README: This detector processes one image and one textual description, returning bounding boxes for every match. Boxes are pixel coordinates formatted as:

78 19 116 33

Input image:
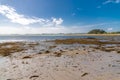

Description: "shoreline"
0 34 120 36
0 38 120 80
65 34 120 36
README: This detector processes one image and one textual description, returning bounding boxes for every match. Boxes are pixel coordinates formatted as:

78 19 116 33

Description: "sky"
0 0 120 34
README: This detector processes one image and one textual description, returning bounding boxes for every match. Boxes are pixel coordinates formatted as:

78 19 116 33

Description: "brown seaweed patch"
92 46 116 52
52 38 120 45
0 42 25 57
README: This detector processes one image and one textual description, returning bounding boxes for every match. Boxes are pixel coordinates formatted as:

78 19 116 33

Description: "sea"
0 35 120 42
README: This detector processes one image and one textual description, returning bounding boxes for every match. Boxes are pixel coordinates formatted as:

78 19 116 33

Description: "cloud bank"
0 23 109 34
0 5 63 26
0 5 117 34
107 27 113 31
0 26 90 34
0 5 67 34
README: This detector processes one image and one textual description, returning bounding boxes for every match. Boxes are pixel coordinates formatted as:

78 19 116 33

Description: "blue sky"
0 0 120 34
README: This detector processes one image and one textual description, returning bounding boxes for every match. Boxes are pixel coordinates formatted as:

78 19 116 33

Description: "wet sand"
0 38 120 80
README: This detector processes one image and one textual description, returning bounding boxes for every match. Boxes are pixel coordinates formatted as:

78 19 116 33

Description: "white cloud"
0 23 105 34
107 27 113 31
52 18 63 25
103 0 113 4
97 0 120 9
0 26 85 34
103 0 120 5
0 5 63 26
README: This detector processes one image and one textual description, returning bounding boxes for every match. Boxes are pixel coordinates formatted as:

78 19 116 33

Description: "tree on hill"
88 29 106 34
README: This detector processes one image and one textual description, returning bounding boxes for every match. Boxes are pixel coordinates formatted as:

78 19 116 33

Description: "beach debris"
22 61 29 64
37 52 42 54
22 56 32 59
49 45 57 49
45 50 50 53
92 49 95 51
81 73 89 77
59 49 66 53
101 67 104 70
108 64 112 67
117 73 120 74
116 60 120 62
56 65 59 67
54 52 62 57
29 75 39 79
101 47 115 52
72 65 78 68
93 46 100 50
76 53 79 54
28 42 39 48
112 65 117 67
117 50 120 53
13 65 18 68
7 79 12 80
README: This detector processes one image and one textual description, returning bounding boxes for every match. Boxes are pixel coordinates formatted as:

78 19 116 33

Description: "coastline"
0 33 120 36
0 38 120 80
64 34 120 36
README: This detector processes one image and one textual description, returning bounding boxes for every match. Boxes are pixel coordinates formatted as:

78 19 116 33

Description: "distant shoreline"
0 34 120 36
65 34 120 36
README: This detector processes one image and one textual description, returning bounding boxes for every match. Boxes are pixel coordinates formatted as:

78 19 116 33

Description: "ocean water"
0 36 88 42
0 35 119 42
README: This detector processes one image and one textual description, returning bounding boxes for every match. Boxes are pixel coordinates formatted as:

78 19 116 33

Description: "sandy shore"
0 38 120 80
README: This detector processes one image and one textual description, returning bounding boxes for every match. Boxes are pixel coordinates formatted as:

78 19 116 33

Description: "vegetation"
87 29 120 34
88 29 106 34
0 42 25 56
0 42 38 57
